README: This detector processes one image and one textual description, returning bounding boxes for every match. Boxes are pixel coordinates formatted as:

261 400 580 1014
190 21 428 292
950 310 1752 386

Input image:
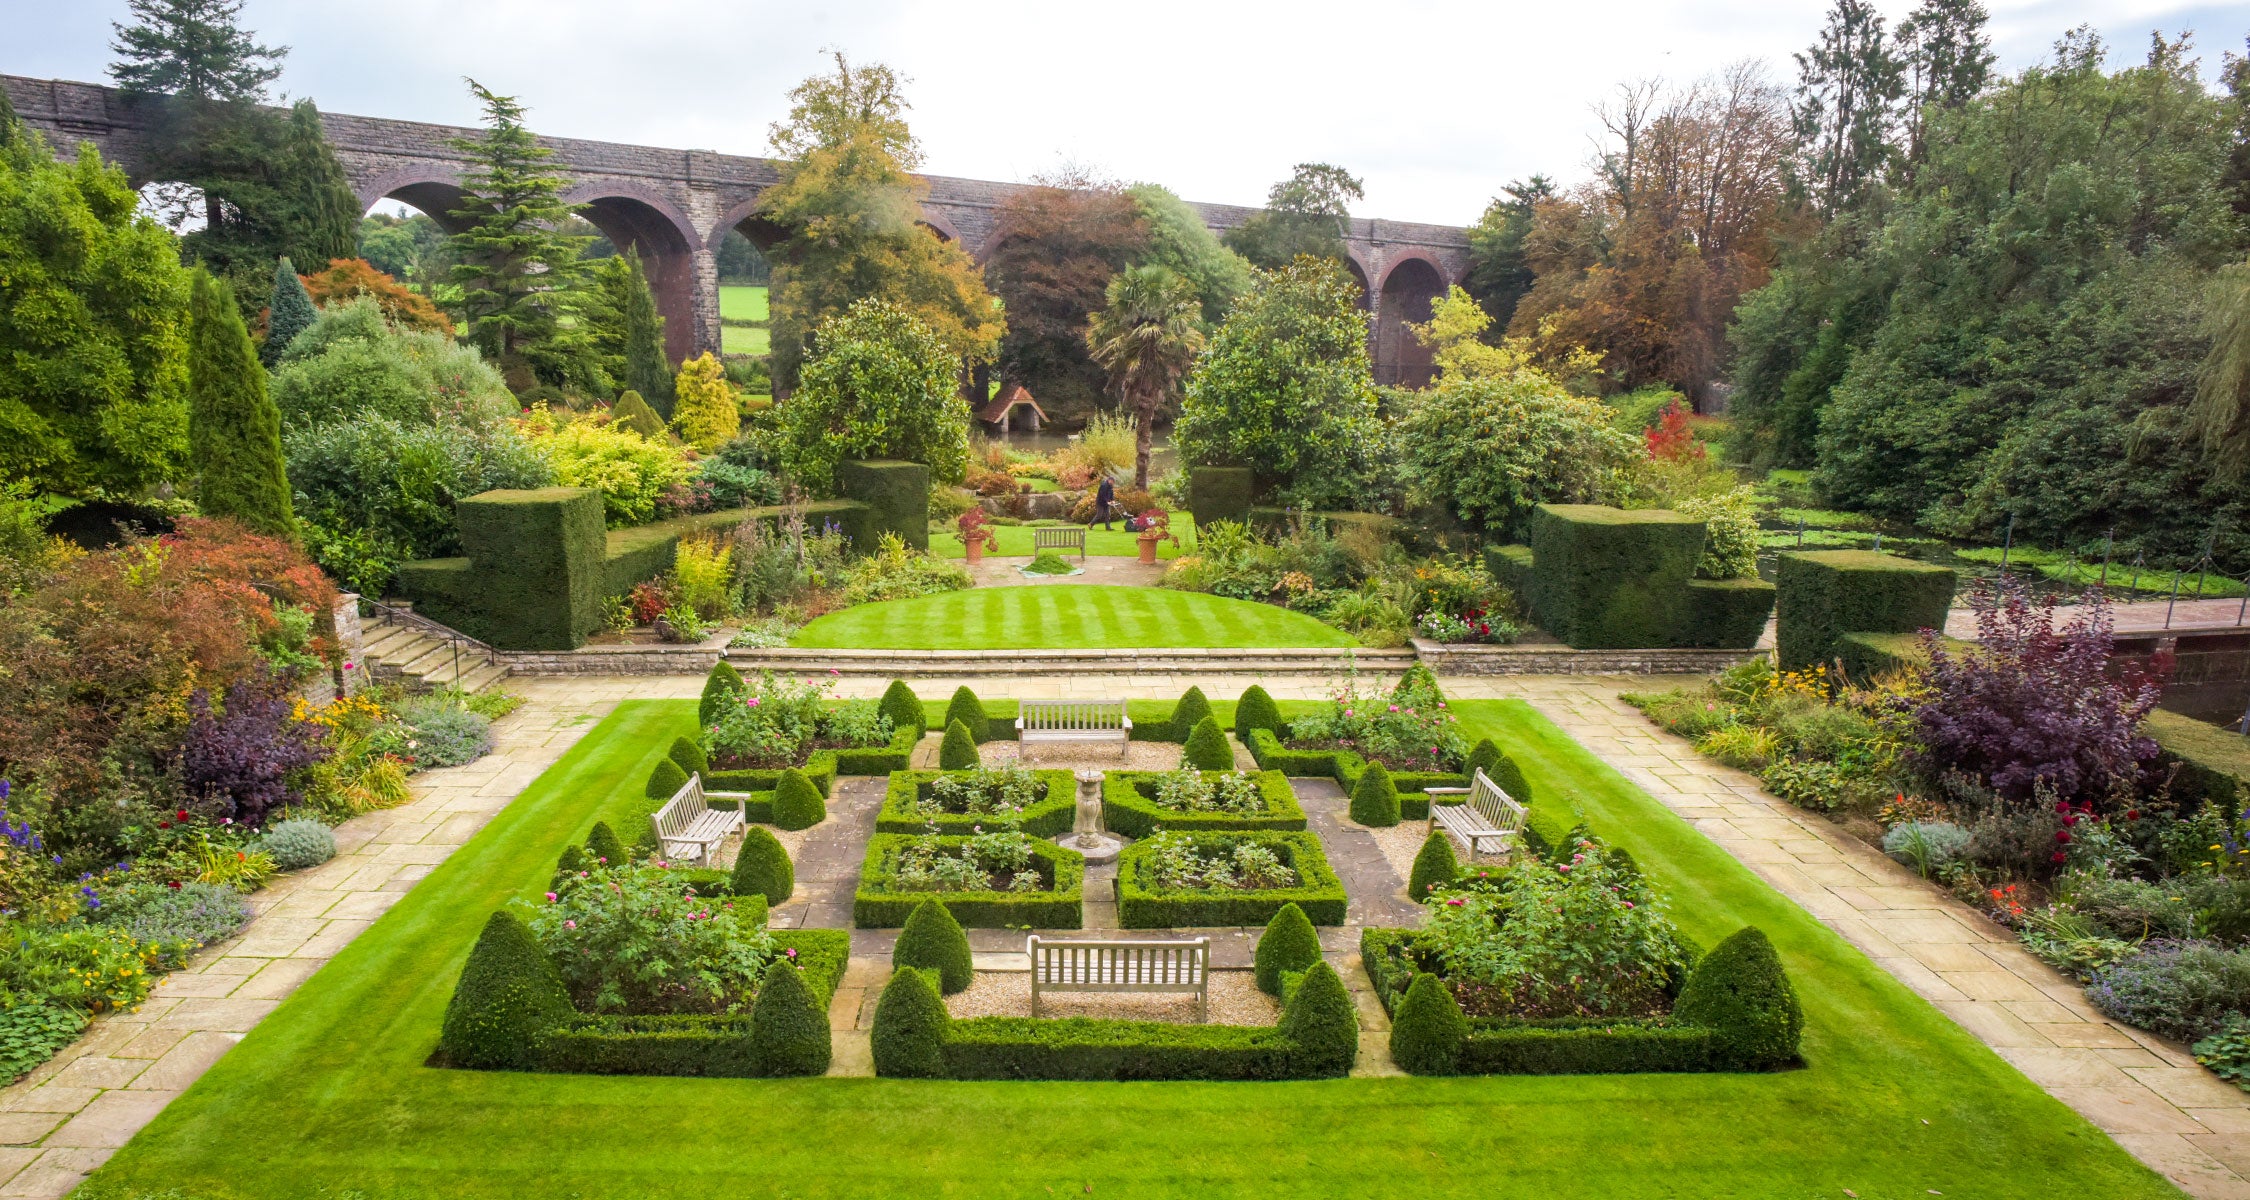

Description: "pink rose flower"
563 919 577 929
544 891 557 902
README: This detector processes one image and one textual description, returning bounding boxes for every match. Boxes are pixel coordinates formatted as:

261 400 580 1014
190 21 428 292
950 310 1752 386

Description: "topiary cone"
1234 684 1282 739
1254 902 1323 995
1489 751 1533 806
943 686 987 742
879 679 925 736
611 390 669 439
1181 716 1233 771
1674 926 1802 1071
772 769 826 831
939 719 980 770
552 844 588 892
438 910 574 1070
667 736 708 779
747 959 831 1076
1466 738 1503 779
894 899 973 994
871 965 948 1078
584 821 627 867
731 826 794 904
699 661 744 729
1170 686 1212 740
1350 762 1401 827
1279 960 1358 1078
646 756 689 801
1408 829 1460 902
1390 972 1467 1075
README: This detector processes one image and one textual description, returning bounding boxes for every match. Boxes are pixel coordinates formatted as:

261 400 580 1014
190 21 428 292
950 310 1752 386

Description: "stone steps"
356 621 510 694
723 646 1418 677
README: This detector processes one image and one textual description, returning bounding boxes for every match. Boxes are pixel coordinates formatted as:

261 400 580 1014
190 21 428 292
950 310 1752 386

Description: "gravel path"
944 969 1280 1025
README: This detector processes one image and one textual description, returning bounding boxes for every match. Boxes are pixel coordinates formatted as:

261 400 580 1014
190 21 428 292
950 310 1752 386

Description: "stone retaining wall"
1409 639 1766 675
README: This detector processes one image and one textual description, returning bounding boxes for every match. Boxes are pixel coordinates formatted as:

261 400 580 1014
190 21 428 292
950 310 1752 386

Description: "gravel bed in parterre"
1351 817 1436 894
923 737 1206 772
943 968 1281 1025
710 820 816 868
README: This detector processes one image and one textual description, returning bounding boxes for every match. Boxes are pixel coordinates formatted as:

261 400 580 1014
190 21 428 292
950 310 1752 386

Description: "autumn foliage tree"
299 258 453 335
983 175 1150 420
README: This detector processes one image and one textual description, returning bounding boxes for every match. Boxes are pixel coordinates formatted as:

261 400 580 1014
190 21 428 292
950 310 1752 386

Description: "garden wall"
1486 505 1775 652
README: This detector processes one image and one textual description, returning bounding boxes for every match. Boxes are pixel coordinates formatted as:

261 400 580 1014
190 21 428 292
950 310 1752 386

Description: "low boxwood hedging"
1114 832 1347 927
1099 770 1305 838
853 836 1086 928
874 769 1078 837
701 723 919 795
1241 728 1464 820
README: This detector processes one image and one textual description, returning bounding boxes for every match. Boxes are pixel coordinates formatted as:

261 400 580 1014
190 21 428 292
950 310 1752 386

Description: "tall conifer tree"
262 257 315 368
620 251 674 415
188 271 294 537
445 81 587 391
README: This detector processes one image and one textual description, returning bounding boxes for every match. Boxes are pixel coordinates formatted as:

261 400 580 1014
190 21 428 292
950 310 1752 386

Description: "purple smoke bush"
177 678 328 828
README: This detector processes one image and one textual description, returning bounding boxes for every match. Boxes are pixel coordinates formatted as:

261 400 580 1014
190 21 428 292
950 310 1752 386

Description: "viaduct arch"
4 75 1473 384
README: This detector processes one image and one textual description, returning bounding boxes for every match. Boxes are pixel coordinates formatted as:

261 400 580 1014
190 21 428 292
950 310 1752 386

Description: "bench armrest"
1423 787 1470 796
1120 715 1133 730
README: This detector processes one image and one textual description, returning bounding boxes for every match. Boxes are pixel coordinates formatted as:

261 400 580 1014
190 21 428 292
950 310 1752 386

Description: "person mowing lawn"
1096 475 1116 531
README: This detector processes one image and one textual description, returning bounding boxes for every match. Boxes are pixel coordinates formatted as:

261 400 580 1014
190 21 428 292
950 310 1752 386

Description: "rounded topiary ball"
1279 960 1358 1078
438 910 575 1070
894 899 973 994
939 719 980 770
1181 716 1233 771
261 818 336 872
646 756 689 801
871 965 948 1078
1408 829 1459 903
748 960 831 1076
1254 902 1322 995
1674 926 1802 1071
1234 684 1282 739
731 826 794 904
1390 972 1467 1075
667 736 708 779
584 821 627 867
1349 762 1401 827
772 769 826 831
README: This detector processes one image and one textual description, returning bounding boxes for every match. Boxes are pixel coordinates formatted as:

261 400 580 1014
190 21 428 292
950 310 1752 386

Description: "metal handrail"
356 596 498 687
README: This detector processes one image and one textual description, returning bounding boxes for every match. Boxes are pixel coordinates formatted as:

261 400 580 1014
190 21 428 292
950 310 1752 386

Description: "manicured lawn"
789 585 1353 650
76 699 2177 1200
927 521 1201 560
719 324 770 356
717 284 768 322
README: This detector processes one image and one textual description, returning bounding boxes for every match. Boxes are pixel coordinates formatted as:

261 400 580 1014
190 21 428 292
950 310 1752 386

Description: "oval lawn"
788 585 1355 650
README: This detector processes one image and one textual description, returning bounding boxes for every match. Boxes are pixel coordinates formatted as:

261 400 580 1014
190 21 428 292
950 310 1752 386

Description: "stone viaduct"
5 75 1470 388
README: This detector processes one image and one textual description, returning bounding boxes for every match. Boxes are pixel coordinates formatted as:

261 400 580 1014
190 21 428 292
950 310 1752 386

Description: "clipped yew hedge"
853 836 1086 928
1099 770 1305 839
1114 832 1347 927
874 769 1078 838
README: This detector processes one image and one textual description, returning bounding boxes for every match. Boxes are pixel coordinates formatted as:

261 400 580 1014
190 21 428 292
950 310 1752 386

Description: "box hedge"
1680 578 1778 649
1774 549 1956 671
700 723 918 797
894 899 974 994
1188 466 1253 529
1099 770 1304 838
834 459 930 552
876 769 1078 838
2146 709 2250 809
1525 504 1705 648
1241 728 1474 822
1115 832 1346 927
1485 543 1536 597
854 835 1086 928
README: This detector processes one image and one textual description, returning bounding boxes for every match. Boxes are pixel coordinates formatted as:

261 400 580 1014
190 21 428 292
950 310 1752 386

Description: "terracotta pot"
1136 533 1162 565
965 534 988 565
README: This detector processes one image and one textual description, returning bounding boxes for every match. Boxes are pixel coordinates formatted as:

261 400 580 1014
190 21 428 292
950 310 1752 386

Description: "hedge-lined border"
854 835 1086 928
939 1018 1308 1081
1242 728 1464 820
874 770 1078 838
704 724 918 795
1100 770 1306 838
1115 832 1346 927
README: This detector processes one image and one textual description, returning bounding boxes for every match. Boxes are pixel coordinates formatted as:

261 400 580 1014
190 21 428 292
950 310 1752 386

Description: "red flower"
2125 810 2141 821
2051 851 2069 863
2053 830 2072 844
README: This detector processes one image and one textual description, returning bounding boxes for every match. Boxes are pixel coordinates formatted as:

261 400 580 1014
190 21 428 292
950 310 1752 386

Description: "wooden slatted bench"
1028 935 1211 1021
650 774 747 863
1423 767 1528 861
1016 699 1131 759
1033 526 1088 560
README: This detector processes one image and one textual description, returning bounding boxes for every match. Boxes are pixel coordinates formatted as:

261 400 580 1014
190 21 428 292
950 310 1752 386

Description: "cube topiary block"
1189 466 1254 529
1408 830 1460 903
730 826 794 904
438 910 574 1070
747 960 831 1077
584 821 627 867
1674 925 1802 1070
1681 578 1778 649
772 769 827 831
1349 762 1401 827
1485 544 1535 598
894 899 973 995
700 661 744 728
1527 504 1706 648
944 687 988 742
1181 716 1233 770
667 736 708 779
1234 685 1281 738
423 487 608 651
835 459 931 552
939 720 980 770
646 757 689 802
871 965 949 1078
1279 960 1357 1078
1169 686 1213 742
1254 903 1322 995
1774 550 1956 672
1390 972 1467 1075
879 679 925 736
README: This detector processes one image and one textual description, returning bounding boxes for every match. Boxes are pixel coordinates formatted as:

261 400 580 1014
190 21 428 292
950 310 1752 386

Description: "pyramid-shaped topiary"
943 686 987 742
1350 762 1400 827
1169 686 1212 740
747 960 831 1076
699 661 744 728
1389 972 1467 1075
552 844 588 891
667 736 708 779
1234 684 1282 739
1181 716 1233 770
1673 926 1802 1070
1408 829 1460 903
871 965 949 1078
646 756 689 801
1487 751 1533 806
438 910 575 1069
1466 738 1503 779
772 768 827 831
1254 902 1323 995
939 719 980 770
584 821 627 867
879 679 925 737
730 826 794 903
611 390 669 439
894 899 973 994
1280 960 1357 1078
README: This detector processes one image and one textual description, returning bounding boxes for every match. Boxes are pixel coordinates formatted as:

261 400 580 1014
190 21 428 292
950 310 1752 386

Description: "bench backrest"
1018 699 1128 733
1028 936 1209 985
1033 527 1086 551
1467 768 1529 833
654 774 707 836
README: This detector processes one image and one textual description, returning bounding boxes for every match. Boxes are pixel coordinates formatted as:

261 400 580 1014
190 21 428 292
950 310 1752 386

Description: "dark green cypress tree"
445 81 588 389
188 270 294 537
261 256 315 368
280 99 359 268
620 250 674 416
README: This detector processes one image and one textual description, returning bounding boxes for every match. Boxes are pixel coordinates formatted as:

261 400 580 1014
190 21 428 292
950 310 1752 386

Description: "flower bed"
875 767 1078 838
1100 769 1305 838
699 670 906 773
1241 729 1467 820
1114 832 1346 927
854 834 1086 928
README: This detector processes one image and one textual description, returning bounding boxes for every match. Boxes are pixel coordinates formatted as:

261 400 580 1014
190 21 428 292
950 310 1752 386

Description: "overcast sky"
5 0 2243 226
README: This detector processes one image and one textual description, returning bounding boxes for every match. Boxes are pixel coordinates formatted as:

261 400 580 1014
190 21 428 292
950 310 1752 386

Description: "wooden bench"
1423 767 1528 861
1016 699 1131 758
649 774 747 863
1033 525 1087 560
1028 935 1211 1021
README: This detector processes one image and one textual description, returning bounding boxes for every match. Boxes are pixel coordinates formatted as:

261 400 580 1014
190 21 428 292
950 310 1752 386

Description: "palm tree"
1085 265 1205 489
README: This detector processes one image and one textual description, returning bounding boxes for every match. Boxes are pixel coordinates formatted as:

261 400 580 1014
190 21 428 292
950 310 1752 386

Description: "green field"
718 284 768 322
74 699 2175 1199
720 324 771 355
928 522 1201 560
788 585 1351 650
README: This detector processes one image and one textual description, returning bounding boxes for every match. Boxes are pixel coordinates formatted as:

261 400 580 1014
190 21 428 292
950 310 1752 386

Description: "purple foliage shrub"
1915 579 2159 811
177 678 328 828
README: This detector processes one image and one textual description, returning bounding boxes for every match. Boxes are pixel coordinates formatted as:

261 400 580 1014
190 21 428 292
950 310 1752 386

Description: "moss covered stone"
939 720 980 770
699 661 744 728
747 961 831 1076
1674 926 1802 1070
646 757 688 802
730 826 794 904
1235 685 1282 738
772 769 827 831
1389 972 1467 1075
1774 550 1956 672
894 899 973 995
1254 902 1323 995
879 679 925 736
584 821 627 867
1408 830 1460 903
666 736 708 779
1349 762 1401 827
871 965 949 1078
1182 716 1233 771
944 687 988 742
438 910 574 1070
1279 960 1357 1078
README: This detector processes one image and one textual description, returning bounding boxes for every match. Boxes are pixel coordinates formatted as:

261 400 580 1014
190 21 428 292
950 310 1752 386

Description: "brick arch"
355 167 480 234
711 195 787 253
564 183 701 366
917 207 962 245
1376 255 1447 389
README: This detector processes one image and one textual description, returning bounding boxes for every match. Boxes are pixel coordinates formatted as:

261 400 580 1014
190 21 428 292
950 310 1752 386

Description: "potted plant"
957 508 994 565
1131 508 1179 565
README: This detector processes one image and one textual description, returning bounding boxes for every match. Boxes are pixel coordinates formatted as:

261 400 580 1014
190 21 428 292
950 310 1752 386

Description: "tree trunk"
1133 389 1155 490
